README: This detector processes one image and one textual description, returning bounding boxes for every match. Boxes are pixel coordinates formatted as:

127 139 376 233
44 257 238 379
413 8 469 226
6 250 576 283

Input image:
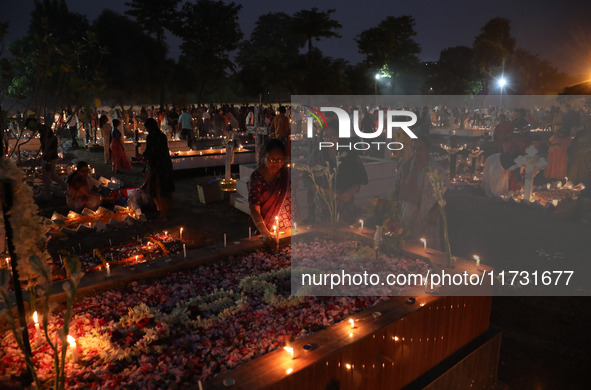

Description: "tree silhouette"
472 17 515 77
356 16 420 93
93 10 168 106
425 46 481 94
292 8 342 55
236 12 300 98
124 0 180 44
175 0 242 101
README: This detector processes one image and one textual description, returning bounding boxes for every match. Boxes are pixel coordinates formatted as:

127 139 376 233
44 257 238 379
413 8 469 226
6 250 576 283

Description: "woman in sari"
110 119 133 173
248 139 291 239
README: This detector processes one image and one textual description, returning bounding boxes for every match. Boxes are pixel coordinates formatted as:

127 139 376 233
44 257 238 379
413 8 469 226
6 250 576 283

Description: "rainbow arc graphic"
302 105 328 129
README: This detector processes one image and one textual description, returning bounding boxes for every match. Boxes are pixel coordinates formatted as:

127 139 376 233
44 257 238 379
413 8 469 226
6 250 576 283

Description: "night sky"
3 0 591 78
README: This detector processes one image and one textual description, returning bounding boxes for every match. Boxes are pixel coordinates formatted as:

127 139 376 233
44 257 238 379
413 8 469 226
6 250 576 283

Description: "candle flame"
284 346 294 358
473 255 480 262
394 336 399 341
349 319 355 329
33 311 39 324
286 368 293 374
67 335 76 347
552 199 559 207
345 363 352 370
420 238 426 245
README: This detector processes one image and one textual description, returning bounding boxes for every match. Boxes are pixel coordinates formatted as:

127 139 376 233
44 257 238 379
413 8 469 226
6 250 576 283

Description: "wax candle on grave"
359 219 364 230
180 227 183 242
294 222 297 233
33 311 41 341
249 227 252 239
106 262 111 277
420 238 427 252
473 255 480 269
183 244 187 258
224 233 227 248
284 346 294 360
67 335 78 363
109 239 113 247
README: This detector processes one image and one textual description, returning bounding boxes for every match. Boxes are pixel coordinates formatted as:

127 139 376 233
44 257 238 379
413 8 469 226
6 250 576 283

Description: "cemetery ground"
30 146 591 389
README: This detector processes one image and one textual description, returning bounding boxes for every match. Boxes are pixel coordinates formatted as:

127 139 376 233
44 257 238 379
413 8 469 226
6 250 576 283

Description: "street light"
374 73 381 95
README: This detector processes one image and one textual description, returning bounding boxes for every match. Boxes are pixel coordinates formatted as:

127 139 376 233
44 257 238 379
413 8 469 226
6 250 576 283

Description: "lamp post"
497 76 507 107
374 73 381 106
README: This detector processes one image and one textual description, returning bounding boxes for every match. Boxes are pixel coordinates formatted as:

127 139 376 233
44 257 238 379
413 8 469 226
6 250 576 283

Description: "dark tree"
93 10 168 106
175 0 242 101
292 8 342 55
124 0 180 43
472 17 516 78
9 0 104 118
425 46 481 94
356 15 421 92
506 49 573 94
236 12 300 98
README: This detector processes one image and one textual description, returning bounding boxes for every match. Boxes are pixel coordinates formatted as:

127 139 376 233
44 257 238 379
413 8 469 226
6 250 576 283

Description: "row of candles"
419 237 483 270
31 311 78 363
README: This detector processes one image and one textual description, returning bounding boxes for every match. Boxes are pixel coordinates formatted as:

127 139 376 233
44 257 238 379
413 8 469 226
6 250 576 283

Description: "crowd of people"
6 99 591 247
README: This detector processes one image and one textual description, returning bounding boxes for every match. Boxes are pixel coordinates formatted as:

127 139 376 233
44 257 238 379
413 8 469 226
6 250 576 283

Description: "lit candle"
135 255 138 262
473 255 480 268
284 346 294 360
180 227 183 242
359 219 364 229
59 255 63 265
109 239 113 247
33 311 41 340
552 199 559 207
164 231 168 237
224 233 227 248
106 262 111 277
67 335 78 363
546 183 551 190
349 319 355 329
293 222 297 233
5 257 9 268
249 227 252 239
183 244 187 258
286 368 293 375
420 238 427 252
273 225 278 245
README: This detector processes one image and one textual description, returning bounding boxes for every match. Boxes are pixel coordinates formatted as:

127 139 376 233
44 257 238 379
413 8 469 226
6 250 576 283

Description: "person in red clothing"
493 114 513 153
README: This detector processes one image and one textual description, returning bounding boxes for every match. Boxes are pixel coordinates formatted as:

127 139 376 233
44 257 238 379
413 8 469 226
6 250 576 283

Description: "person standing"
39 124 67 198
271 106 290 148
388 137 444 249
493 114 514 153
544 129 572 180
110 119 133 173
143 118 175 221
178 107 194 148
99 115 112 163
66 110 79 148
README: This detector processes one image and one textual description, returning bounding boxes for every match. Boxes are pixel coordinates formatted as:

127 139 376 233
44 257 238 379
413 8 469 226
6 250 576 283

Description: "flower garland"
0 158 51 287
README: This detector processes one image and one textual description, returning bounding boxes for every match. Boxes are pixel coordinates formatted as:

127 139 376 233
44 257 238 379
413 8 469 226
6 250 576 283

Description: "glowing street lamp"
497 77 507 88
374 73 381 95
